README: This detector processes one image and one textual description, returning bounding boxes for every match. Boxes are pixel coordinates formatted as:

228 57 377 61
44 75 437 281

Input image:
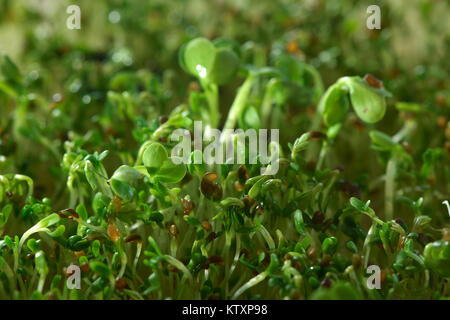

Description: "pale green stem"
164 255 193 284
316 141 328 171
385 157 397 221
201 81 219 128
232 271 268 299
258 225 275 250
260 78 279 127
223 74 257 130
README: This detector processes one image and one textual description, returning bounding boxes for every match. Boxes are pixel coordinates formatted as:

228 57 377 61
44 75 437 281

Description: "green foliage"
0 1 448 301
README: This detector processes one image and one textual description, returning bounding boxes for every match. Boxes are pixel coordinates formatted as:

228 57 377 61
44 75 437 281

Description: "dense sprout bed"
0 0 449 300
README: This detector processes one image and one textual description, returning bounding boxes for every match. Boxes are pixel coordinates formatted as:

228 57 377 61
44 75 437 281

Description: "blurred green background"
0 0 448 205
0 0 448 102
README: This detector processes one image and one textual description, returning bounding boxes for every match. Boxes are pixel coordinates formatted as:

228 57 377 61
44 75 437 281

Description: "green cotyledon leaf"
208 47 239 85
143 143 168 175
182 37 216 80
155 157 187 183
318 82 349 126
109 165 143 200
340 76 387 123
424 240 450 277
181 37 239 85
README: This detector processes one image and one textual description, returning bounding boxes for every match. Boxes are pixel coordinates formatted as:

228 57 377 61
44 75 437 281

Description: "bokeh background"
1 0 448 101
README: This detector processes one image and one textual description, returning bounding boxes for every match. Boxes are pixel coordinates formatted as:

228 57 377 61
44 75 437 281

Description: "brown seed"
321 254 331 267
204 255 224 269
240 248 250 259
206 232 216 243
63 267 71 278
107 223 120 243
283 253 293 261
398 236 406 249
436 94 446 106
242 195 255 211
380 270 387 284
200 172 223 201
402 141 413 154
114 277 128 290
111 196 122 212
312 211 325 225
364 74 384 88
59 208 79 219
181 172 193 185
234 181 244 192
181 198 195 215
321 278 332 288
201 220 212 232
254 204 263 215
26 253 34 260
310 131 326 140
168 224 179 238
188 81 200 93
335 165 345 172
352 118 366 131
86 233 104 242
307 246 316 260
286 40 299 54
48 292 57 300
158 115 168 125
237 165 249 182
445 141 450 154
125 234 142 243
437 117 447 129
352 253 361 269
167 264 179 273
80 262 90 273
427 176 436 187
74 251 85 258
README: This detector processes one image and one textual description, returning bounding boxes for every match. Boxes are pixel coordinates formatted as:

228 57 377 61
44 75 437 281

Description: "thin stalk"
260 78 279 127
363 222 377 267
385 157 397 221
222 229 233 297
232 271 268 299
223 74 257 130
316 141 328 171
201 81 219 128
118 241 128 278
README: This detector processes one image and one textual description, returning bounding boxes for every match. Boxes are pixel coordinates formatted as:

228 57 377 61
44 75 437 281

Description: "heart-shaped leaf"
183 37 216 79
181 38 239 85
208 48 239 85
343 77 387 123
155 157 187 183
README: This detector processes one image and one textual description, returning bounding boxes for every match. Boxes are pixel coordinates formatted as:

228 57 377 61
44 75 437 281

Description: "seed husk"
200 172 223 201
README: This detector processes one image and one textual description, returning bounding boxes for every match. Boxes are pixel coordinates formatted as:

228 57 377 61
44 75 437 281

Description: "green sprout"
0 10 448 302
